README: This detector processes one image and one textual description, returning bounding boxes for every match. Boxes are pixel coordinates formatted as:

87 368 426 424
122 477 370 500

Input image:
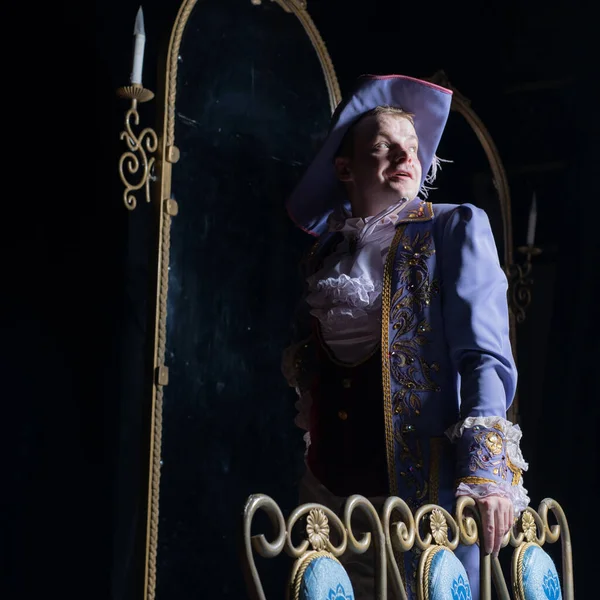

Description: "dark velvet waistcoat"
306 321 389 497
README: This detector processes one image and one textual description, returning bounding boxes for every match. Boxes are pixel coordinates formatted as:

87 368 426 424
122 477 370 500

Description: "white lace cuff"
455 480 530 517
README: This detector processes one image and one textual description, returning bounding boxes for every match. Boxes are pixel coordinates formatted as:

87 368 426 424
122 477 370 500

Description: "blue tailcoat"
291 198 519 598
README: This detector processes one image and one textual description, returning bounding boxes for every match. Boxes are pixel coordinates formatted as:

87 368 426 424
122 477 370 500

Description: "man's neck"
350 195 413 219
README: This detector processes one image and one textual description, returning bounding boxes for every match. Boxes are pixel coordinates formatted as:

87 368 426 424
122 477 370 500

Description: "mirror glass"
156 0 335 597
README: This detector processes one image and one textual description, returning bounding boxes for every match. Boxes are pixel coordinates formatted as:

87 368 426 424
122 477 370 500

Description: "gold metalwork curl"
118 93 158 210
241 494 287 600
285 503 348 558
454 496 480 547
244 494 287 557
510 507 546 547
343 495 388 600
508 246 542 323
382 497 416 553
382 496 415 600
509 259 532 324
510 499 573 600
414 504 460 551
538 498 569 546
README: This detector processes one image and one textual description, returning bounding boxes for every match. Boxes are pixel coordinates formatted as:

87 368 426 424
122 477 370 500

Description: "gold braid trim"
419 545 446 600
456 476 497 487
514 541 538 600
290 551 342 600
166 0 198 147
381 225 407 496
146 212 172 600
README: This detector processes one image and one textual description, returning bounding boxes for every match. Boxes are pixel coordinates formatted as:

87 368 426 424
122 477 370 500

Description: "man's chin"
387 183 418 200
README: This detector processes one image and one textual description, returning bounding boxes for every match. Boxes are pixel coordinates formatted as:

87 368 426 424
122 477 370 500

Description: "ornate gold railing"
241 494 573 600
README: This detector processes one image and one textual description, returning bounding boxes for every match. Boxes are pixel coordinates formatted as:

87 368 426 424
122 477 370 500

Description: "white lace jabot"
305 200 409 363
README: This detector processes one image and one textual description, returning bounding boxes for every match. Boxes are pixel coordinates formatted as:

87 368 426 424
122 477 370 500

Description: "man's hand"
475 495 514 558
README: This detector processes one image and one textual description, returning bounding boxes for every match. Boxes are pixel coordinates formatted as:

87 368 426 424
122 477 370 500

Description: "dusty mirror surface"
155 0 336 597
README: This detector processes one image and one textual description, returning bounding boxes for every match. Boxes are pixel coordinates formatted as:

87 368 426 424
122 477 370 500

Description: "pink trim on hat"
286 204 319 237
360 74 453 95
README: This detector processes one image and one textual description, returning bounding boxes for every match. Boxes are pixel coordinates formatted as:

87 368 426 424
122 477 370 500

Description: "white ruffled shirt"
305 200 409 363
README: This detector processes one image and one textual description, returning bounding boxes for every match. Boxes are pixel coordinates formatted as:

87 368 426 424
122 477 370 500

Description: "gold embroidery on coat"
506 454 522 486
400 200 434 222
388 229 441 503
485 431 503 455
390 230 441 418
381 225 408 496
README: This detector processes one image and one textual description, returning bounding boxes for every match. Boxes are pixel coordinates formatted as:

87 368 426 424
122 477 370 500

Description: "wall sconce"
509 192 542 323
116 7 158 210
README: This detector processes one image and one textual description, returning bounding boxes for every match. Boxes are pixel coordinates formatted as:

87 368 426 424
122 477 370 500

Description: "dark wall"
10 1 595 598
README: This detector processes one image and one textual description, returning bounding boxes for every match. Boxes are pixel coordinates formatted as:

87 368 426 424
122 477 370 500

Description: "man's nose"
392 147 410 164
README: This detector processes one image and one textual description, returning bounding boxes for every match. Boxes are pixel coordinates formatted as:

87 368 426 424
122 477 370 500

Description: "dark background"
9 0 596 598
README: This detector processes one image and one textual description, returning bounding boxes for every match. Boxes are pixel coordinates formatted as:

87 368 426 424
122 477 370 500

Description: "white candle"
130 7 146 85
526 192 537 246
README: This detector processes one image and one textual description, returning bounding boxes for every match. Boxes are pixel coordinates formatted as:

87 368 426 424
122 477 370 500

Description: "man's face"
335 113 422 211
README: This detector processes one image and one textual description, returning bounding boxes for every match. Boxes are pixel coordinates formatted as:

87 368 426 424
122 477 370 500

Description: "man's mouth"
389 170 412 180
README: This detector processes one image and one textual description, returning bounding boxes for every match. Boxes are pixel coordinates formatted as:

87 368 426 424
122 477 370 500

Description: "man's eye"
409 146 418 153
374 142 389 149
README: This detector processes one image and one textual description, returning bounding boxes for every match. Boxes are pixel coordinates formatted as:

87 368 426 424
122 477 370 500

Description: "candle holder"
117 83 158 210
508 245 542 323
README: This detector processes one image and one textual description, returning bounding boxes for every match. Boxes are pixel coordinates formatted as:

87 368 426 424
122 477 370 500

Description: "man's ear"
334 156 353 182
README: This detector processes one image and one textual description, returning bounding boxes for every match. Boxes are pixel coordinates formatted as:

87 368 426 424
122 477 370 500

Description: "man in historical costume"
282 74 530 599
